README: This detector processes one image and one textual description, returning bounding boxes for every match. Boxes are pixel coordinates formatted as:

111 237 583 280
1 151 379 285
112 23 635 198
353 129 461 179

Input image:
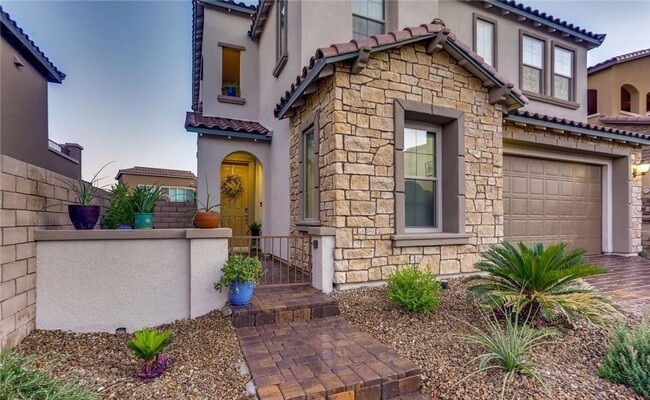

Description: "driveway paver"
586 255 650 315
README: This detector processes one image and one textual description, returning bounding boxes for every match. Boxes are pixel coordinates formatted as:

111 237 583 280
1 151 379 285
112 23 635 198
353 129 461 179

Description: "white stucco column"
304 227 336 294
187 229 232 318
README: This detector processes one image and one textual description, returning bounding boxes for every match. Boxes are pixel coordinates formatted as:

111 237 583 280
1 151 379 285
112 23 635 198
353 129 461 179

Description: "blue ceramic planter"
229 281 254 305
134 213 154 229
226 88 237 97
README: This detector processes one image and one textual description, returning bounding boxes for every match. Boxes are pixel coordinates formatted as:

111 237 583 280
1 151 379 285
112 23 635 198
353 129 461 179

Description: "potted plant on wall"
214 255 265 306
132 186 164 229
221 82 240 97
58 162 111 230
193 178 222 229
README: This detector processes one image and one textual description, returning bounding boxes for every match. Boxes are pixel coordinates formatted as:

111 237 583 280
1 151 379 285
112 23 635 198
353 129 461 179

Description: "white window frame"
352 0 385 40
474 14 497 69
160 186 196 202
552 45 574 101
521 34 545 95
403 121 442 233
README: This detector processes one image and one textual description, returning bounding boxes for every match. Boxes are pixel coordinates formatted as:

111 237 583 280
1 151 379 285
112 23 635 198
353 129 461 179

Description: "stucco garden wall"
0 155 108 349
290 44 505 285
34 229 230 333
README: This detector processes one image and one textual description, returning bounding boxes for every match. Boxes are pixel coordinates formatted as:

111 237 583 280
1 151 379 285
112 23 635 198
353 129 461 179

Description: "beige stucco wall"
289 44 506 284
117 174 196 191
35 229 230 333
438 0 590 122
0 37 81 180
587 56 650 117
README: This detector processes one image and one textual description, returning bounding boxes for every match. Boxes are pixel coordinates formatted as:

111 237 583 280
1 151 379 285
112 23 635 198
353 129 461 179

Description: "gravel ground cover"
14 310 251 399
334 280 643 400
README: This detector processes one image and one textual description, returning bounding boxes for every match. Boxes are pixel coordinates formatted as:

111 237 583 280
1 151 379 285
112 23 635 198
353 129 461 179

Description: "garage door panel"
504 155 602 255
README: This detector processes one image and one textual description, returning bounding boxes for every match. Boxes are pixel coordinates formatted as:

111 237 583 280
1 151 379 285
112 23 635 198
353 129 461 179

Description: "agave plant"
127 327 173 380
131 186 164 214
466 241 621 326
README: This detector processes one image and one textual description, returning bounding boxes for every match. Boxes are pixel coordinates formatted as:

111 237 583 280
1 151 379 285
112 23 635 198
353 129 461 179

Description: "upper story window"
474 15 496 68
587 89 598 115
404 125 440 230
353 0 384 40
521 35 545 94
221 45 241 97
274 0 288 77
553 46 574 101
621 84 639 114
646 93 650 114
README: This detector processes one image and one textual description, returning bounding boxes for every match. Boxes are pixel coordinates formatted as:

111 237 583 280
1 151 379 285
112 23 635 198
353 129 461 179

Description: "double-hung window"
276 0 287 62
352 0 385 40
404 124 440 230
553 46 573 101
522 35 544 94
474 16 496 68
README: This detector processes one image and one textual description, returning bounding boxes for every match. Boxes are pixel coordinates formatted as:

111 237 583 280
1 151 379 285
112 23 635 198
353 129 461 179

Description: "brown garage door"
503 155 602 255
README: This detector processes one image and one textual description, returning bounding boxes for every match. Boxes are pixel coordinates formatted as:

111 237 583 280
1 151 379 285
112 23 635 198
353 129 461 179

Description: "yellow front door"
220 161 252 236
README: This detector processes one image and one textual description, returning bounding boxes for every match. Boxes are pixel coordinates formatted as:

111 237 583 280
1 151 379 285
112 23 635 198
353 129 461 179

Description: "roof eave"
186 126 272 142
504 114 650 145
0 13 65 83
277 36 527 119
201 0 255 16
483 0 604 48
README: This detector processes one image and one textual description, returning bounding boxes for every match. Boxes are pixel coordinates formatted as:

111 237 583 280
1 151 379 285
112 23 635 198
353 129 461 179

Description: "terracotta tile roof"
588 48 650 74
274 20 528 119
0 5 65 83
490 0 605 45
185 111 271 136
116 167 197 180
507 110 650 143
599 115 650 125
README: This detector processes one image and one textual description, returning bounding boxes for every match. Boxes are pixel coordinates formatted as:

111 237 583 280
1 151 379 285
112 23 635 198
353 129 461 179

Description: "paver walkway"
586 255 650 314
232 285 424 399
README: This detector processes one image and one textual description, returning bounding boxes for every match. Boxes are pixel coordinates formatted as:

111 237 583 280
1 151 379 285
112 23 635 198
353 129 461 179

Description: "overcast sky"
2 0 649 183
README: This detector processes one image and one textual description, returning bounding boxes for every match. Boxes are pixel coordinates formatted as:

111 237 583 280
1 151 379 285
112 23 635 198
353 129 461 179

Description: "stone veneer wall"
153 201 197 229
290 44 505 285
0 155 108 349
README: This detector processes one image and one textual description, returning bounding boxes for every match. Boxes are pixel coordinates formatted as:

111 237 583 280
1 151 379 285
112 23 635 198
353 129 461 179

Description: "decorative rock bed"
334 280 643 400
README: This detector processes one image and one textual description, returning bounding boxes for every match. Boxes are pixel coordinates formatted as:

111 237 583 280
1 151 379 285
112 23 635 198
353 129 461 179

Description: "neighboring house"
0 6 82 180
185 0 650 287
0 6 95 349
115 166 197 202
587 48 650 249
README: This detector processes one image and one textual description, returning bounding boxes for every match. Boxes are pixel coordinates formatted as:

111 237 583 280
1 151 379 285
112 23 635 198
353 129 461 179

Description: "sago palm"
466 242 621 326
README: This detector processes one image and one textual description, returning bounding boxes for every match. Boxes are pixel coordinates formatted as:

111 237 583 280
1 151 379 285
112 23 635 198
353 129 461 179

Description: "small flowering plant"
127 327 173 380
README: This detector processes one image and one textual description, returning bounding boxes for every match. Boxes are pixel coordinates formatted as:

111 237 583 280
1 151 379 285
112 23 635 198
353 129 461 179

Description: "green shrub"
459 309 553 399
598 322 650 397
386 264 442 313
466 241 620 326
214 255 265 292
100 184 134 229
0 352 96 400
127 327 173 363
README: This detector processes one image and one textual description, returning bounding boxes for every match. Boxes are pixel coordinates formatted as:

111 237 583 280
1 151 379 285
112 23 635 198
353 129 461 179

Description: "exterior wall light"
633 162 650 177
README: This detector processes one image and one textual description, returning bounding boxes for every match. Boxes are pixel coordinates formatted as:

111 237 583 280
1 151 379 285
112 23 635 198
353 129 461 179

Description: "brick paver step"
236 316 422 400
231 285 339 328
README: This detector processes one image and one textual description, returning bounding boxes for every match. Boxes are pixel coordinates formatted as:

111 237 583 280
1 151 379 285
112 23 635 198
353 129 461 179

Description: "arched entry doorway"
220 151 263 237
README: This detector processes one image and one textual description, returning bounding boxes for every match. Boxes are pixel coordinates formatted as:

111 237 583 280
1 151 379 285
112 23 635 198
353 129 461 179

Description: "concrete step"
230 285 339 328
236 316 422 400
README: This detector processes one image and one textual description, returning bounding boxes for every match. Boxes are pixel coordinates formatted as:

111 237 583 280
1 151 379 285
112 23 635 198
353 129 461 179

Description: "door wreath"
221 172 244 200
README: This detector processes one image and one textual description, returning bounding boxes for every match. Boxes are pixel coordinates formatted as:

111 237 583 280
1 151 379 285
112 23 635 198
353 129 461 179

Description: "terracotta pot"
194 211 221 229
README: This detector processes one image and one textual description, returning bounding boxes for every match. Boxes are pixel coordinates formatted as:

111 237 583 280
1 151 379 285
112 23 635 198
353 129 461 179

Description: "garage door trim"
503 144 613 253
